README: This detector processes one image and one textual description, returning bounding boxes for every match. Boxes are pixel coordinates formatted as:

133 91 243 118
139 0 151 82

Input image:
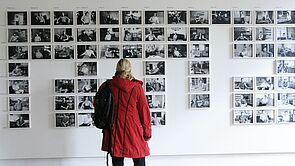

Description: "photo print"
211 11 231 24
277 93 295 107
255 109 275 124
145 10 164 24
8 29 28 43
77 96 94 110
54 79 74 94
167 27 187 41
233 110 253 124
122 27 142 41
277 10 295 24
77 28 96 42
77 79 98 93
144 27 165 41
255 11 274 24
233 93 254 108
145 77 165 93
276 60 295 74
100 28 120 42
100 44 120 59
122 44 142 58
78 113 95 127
8 79 29 94
54 11 73 25
189 44 209 58
54 96 75 111
99 11 119 24
255 77 274 91
145 61 165 76
31 45 51 59
233 44 253 58
190 10 209 24
145 44 165 59
167 44 187 58
122 10 142 24
54 45 74 59
151 111 166 126
189 77 210 92
190 27 209 41
7 11 27 25
255 44 274 58
76 62 97 76
255 93 275 107
233 27 252 41
9 96 30 111
76 11 96 25
54 28 74 42
77 45 97 59
277 76 295 90
277 43 295 57
190 93 210 109
8 46 28 60
146 94 165 109
167 10 187 24
233 10 251 24
9 113 30 128
277 109 295 123
55 113 75 127
31 28 51 42
233 77 254 91
189 60 209 75
31 11 51 25
8 62 29 77
276 27 295 41
255 27 273 41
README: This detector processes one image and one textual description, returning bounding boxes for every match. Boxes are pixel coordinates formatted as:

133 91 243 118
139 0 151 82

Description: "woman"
99 59 152 166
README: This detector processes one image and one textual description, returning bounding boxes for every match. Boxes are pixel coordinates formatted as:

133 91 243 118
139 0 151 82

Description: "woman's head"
115 58 133 80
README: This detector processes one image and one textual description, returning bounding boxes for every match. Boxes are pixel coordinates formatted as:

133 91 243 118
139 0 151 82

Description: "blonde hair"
116 59 133 80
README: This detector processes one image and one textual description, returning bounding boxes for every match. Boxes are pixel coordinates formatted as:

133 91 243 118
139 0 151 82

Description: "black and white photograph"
77 96 94 110
31 28 51 42
31 11 51 25
31 45 51 59
54 11 73 25
233 27 252 41
277 109 295 123
99 11 119 24
144 27 165 41
189 44 209 58
233 10 251 24
233 93 254 108
276 27 295 41
76 62 97 76
55 113 75 127
145 10 164 25
8 63 29 77
76 11 96 25
233 44 253 58
233 110 253 124
54 45 74 59
277 93 295 107
122 27 142 41
99 45 120 59
54 96 75 110
255 77 274 91
167 27 187 41
54 28 74 42
151 111 166 126
54 79 74 94
77 45 97 59
7 11 27 25
145 61 165 76
276 60 295 74
122 10 142 24
77 28 96 42
255 11 274 24
167 10 187 24
277 43 295 57
145 44 165 59
211 11 231 24
256 109 275 124
146 94 165 109
8 29 28 43
9 113 30 128
190 27 209 41
233 77 254 91
78 113 95 127
100 28 120 42
190 94 210 109
255 93 275 107
277 76 295 90
189 77 210 92
8 46 28 60
9 96 30 111
190 10 209 24
189 60 209 75
167 44 187 58
255 44 274 58
8 79 29 94
255 27 273 41
145 77 165 93
77 79 98 93
277 10 295 24
122 44 142 58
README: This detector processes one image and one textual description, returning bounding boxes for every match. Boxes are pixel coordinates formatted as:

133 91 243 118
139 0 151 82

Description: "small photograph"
7 11 27 25
122 10 142 24
8 46 28 60
77 79 98 93
8 79 29 94
151 111 166 126
167 44 187 58
276 60 295 74
255 27 273 41
76 11 96 25
255 93 275 107
9 113 30 128
77 45 97 59
77 28 96 42
77 96 94 110
146 94 165 109
190 10 209 24
99 11 119 24
31 28 51 42
54 96 75 110
233 44 253 58
31 11 51 25
78 113 95 127
233 93 254 108
53 45 74 59
189 77 210 92
189 44 209 58
255 77 274 91
145 44 165 59
277 93 295 107
190 27 209 41
8 29 28 43
54 28 74 42
8 63 29 77
189 60 209 75
233 110 253 124
255 11 274 24
255 109 275 124
233 27 252 41
55 113 75 127
167 10 187 24
122 44 142 58
54 11 73 25
122 27 142 41
145 61 165 76
100 28 120 42
145 10 164 24
190 94 210 109
167 27 187 41
277 43 295 57
277 76 295 90
233 77 254 91
31 45 51 59
145 77 165 92
255 44 274 58
9 96 30 111
76 62 97 76
277 109 295 123
54 79 74 94
233 10 251 24
99 45 120 59
144 27 165 41
211 11 231 24
277 11 295 24
276 27 295 41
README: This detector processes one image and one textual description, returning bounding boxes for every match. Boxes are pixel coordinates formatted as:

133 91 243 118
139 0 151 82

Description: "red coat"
100 76 152 158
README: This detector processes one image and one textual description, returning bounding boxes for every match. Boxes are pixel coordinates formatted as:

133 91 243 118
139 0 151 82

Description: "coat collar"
112 76 142 92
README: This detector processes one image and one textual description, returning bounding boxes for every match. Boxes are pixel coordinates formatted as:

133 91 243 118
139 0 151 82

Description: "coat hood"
111 76 143 92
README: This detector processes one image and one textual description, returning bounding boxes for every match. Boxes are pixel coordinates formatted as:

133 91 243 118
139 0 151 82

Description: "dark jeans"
112 156 145 166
